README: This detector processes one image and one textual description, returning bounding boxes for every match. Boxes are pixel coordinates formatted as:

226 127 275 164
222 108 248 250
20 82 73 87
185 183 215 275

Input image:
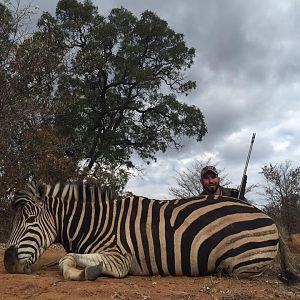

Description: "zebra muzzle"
24 262 32 274
4 245 32 274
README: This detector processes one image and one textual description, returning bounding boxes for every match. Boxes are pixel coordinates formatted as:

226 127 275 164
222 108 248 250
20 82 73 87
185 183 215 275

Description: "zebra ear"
36 181 47 206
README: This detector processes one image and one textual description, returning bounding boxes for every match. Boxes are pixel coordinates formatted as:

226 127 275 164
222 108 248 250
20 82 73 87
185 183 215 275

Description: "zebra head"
4 182 56 274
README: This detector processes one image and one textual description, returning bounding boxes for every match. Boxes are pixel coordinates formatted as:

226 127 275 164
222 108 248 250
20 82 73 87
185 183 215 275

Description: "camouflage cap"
201 166 218 177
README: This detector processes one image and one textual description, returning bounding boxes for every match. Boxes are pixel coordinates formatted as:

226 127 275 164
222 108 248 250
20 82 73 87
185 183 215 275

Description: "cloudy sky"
18 0 300 206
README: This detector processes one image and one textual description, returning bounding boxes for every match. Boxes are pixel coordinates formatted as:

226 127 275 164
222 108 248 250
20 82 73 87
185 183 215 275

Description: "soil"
1 236 300 300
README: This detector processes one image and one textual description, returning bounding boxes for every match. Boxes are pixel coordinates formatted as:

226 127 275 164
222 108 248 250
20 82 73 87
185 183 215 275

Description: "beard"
204 184 219 194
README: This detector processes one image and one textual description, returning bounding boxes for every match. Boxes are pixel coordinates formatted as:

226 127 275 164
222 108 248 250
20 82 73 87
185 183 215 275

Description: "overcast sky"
17 0 300 206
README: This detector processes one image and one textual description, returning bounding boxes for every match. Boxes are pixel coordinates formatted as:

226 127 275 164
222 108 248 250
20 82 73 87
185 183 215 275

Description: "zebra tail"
277 233 300 285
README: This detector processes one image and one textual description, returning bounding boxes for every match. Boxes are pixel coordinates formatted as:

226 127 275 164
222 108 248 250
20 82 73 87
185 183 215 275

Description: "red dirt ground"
1 235 300 300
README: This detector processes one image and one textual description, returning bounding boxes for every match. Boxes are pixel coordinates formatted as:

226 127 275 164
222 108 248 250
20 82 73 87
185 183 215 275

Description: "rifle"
238 133 256 200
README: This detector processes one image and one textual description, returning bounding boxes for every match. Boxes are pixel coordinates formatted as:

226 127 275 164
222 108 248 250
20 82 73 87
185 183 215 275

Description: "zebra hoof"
84 262 103 281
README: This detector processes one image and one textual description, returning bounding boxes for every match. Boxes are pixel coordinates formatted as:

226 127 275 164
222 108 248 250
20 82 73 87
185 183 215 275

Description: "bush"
0 198 13 243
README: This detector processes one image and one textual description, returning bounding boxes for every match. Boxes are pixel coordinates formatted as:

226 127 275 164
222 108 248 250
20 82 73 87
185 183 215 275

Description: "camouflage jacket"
200 186 239 198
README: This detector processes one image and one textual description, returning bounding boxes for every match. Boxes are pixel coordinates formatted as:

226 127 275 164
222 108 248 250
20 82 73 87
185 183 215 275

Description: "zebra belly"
125 223 279 277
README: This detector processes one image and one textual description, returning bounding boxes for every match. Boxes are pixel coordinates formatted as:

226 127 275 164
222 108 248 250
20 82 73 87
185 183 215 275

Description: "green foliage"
41 0 207 170
0 0 207 198
0 3 14 63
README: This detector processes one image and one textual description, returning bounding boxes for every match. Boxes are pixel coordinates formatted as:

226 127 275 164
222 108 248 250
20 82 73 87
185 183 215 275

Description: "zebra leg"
59 253 103 281
59 251 132 280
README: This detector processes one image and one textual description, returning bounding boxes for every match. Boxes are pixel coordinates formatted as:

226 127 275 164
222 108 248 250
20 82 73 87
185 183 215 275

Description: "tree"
169 159 231 198
37 0 207 171
0 0 207 197
170 158 257 199
0 1 80 196
260 161 300 235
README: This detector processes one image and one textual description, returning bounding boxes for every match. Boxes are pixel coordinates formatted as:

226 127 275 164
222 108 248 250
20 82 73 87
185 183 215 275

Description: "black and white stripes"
5 181 279 279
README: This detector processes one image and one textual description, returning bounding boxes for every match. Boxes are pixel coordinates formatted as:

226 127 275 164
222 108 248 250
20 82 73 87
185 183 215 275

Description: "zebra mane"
13 180 119 208
61 181 118 201
41 180 118 204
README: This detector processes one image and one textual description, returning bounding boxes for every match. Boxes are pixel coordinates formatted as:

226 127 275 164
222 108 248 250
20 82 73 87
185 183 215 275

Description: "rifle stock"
238 174 247 200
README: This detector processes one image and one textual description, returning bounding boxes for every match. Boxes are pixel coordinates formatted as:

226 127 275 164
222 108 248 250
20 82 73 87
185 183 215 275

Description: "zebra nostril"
24 262 32 274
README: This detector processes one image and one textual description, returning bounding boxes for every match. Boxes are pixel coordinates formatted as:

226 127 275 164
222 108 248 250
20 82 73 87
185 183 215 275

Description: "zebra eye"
26 216 36 223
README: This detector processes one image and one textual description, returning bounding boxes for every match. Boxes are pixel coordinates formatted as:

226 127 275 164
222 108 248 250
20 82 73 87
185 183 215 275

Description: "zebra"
4 181 299 283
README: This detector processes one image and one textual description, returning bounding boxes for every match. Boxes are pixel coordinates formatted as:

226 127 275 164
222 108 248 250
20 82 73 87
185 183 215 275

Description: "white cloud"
21 0 300 206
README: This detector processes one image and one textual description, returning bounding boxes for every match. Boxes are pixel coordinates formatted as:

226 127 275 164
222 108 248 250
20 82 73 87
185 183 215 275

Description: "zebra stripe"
5 181 281 280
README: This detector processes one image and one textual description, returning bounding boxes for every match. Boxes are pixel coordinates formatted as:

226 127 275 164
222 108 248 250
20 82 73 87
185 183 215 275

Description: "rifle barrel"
242 133 256 177
238 133 256 199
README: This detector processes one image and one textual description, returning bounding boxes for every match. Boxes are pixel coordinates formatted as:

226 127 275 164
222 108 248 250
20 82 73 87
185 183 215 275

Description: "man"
200 166 239 198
